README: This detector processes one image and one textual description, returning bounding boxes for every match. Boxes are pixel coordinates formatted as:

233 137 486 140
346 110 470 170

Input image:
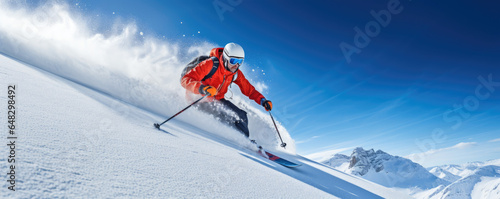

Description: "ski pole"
154 96 206 129
269 111 286 148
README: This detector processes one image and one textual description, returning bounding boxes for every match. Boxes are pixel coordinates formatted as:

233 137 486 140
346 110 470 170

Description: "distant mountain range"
321 147 500 198
425 161 500 199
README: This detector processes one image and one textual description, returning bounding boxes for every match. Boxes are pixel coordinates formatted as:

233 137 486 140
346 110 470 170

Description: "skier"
180 43 272 138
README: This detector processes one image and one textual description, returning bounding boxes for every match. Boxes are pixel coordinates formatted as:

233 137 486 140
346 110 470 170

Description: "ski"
253 144 301 168
261 150 301 168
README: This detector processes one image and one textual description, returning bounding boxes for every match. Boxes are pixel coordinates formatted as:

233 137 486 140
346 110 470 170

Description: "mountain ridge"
323 147 448 189
321 147 500 198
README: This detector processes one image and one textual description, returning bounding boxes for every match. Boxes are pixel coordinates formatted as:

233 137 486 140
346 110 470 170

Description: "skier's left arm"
234 71 272 111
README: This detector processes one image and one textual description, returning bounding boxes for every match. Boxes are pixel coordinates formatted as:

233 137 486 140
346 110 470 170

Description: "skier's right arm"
180 59 213 94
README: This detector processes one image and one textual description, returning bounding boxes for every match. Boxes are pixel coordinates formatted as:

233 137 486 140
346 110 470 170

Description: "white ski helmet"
223 43 245 71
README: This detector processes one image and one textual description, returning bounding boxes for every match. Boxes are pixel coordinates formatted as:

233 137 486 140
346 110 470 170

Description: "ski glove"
199 85 217 96
260 98 273 111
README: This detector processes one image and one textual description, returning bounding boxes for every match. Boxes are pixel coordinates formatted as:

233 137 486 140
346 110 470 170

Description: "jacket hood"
210 48 224 59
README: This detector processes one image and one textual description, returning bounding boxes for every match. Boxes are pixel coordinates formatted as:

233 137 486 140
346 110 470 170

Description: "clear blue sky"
42 0 500 165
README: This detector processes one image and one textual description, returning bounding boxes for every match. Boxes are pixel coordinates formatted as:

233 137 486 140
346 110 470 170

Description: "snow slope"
471 176 500 199
0 1 294 154
0 42 409 199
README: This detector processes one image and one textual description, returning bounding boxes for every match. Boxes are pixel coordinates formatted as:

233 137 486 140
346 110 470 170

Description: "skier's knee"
238 110 248 123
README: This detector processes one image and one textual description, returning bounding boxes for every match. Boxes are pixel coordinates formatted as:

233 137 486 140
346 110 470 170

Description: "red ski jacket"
181 48 265 105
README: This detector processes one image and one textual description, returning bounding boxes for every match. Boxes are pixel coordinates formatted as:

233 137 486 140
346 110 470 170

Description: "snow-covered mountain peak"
473 165 500 177
323 153 350 168
325 147 449 189
429 160 500 181
428 166 462 183
349 147 390 175
318 147 500 198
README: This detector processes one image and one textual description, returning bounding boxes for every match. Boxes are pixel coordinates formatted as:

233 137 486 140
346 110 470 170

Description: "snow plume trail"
0 1 296 153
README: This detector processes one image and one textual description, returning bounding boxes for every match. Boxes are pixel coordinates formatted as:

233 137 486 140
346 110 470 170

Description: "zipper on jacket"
217 75 226 93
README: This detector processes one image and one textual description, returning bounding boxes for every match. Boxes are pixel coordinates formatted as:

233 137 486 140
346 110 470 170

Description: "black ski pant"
195 98 250 137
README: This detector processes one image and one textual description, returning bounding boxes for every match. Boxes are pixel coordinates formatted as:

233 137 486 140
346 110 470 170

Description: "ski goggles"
229 57 244 65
